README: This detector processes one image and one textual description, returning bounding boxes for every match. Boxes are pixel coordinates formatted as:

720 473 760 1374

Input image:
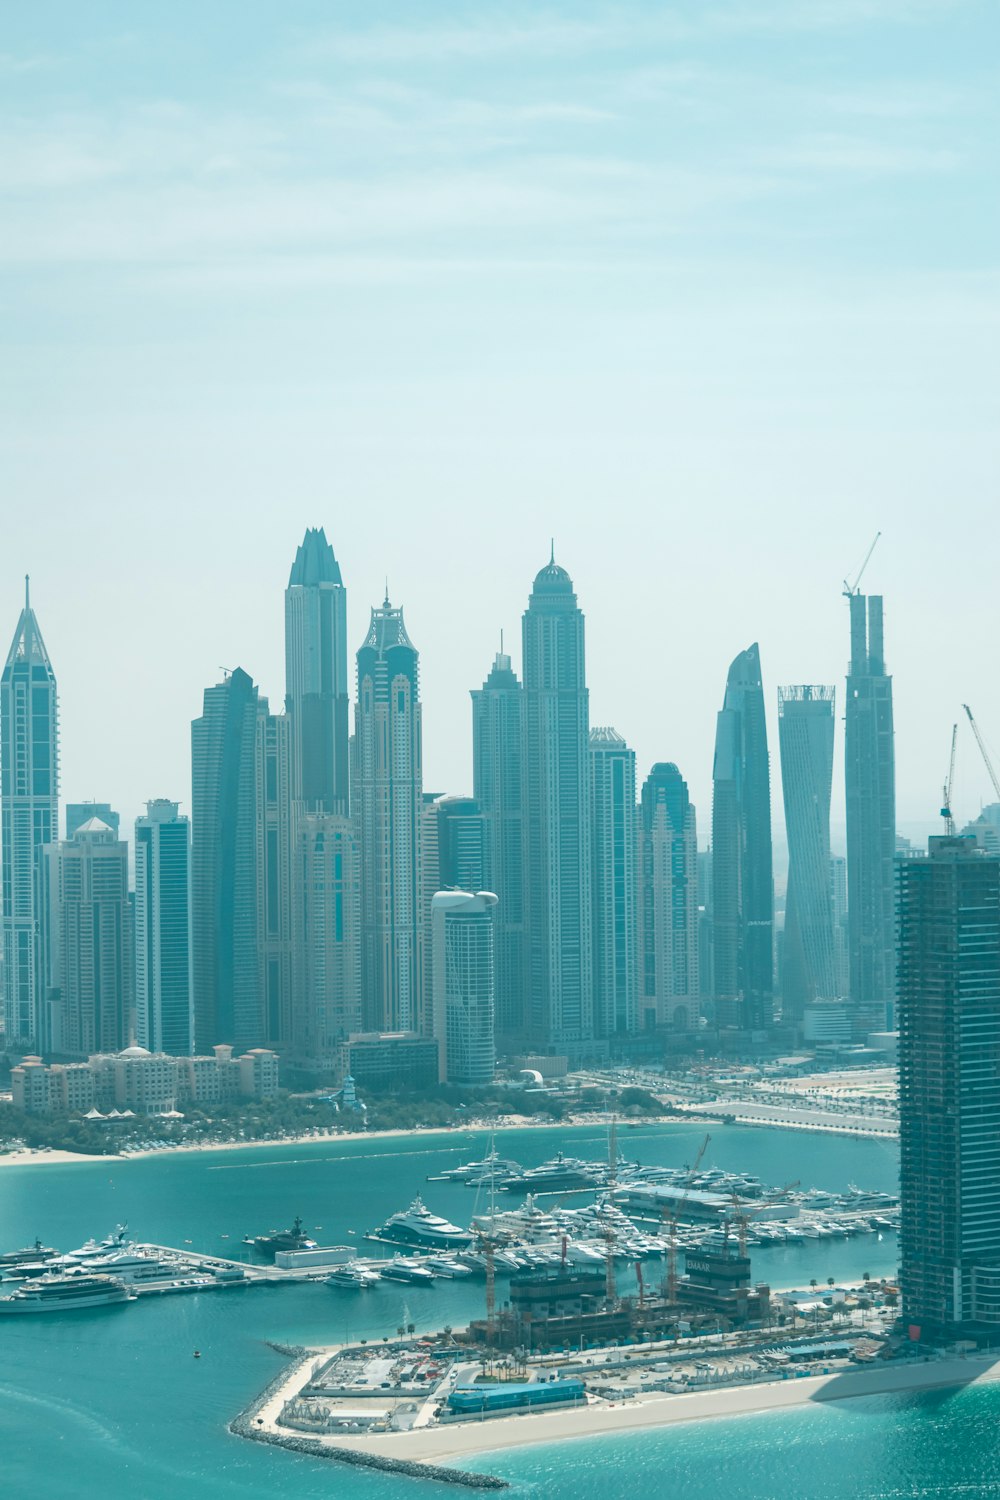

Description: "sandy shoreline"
272 1355 1000 1467
0 1115 690 1169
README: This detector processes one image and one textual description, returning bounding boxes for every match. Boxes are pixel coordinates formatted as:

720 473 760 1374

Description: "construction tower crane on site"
662 1132 712 1304
723 1181 801 1259
842 532 881 599
963 705 1000 802
941 723 958 836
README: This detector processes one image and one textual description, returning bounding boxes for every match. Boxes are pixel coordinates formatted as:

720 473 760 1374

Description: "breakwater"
229 1349 508 1490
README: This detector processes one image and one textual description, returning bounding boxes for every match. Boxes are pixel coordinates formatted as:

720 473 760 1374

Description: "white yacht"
375 1197 472 1250
0 1273 133 1314
380 1256 436 1285
437 1151 524 1185
424 1255 473 1278
327 1263 381 1290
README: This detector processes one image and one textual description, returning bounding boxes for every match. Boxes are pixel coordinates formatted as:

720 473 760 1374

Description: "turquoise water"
2 1122 991 1499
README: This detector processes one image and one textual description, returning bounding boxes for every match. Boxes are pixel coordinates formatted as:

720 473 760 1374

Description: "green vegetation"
0 1077 667 1158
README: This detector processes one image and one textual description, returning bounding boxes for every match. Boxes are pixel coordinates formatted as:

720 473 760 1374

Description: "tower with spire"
354 592 424 1033
2 578 59 1049
285 526 350 816
471 640 525 1044
521 550 594 1052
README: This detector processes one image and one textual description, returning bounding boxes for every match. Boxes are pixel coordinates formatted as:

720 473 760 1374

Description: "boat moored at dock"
0 1273 134 1314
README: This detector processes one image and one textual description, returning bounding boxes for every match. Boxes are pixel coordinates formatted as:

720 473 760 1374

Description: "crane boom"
941 723 958 836
963 705 1000 802
842 531 881 598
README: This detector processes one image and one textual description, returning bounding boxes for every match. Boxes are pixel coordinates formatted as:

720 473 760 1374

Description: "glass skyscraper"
898 836 1000 1337
471 647 525 1045
135 799 193 1056
638 763 699 1031
1 580 58 1050
778 685 837 1024
590 727 637 1039
521 555 593 1052
711 643 774 1030
354 594 423 1033
284 526 350 816
430 890 498 1085
191 667 262 1052
845 592 897 1029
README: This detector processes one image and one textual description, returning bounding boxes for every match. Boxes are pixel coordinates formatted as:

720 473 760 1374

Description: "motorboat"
327 1262 381 1290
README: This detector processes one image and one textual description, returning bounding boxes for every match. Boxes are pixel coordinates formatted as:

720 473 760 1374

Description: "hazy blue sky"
2 1 998 851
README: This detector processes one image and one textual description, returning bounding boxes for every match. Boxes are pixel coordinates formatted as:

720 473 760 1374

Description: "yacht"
435 1151 523 1185
380 1256 436 1285
87 1249 187 1285
375 1197 472 1250
424 1255 473 1278
327 1263 381 1290
0 1240 59 1273
498 1153 607 1194
0 1273 133 1314
243 1216 318 1259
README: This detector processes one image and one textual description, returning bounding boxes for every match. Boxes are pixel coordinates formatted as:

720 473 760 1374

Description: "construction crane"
724 1180 800 1259
663 1132 711 1304
603 1113 619 1306
842 532 881 598
963 705 1000 802
473 1227 498 1344
941 723 958 836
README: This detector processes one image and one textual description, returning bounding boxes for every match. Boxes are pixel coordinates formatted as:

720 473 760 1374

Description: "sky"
2 0 998 855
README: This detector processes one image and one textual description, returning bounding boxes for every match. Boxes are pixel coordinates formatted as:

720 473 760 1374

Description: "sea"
2 1120 998 1499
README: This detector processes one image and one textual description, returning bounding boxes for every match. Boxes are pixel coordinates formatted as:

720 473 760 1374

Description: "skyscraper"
39 818 133 1056
637 763 699 1031
898 836 1000 1338
711 644 774 1031
67 803 120 839
471 647 525 1044
191 667 262 1052
845 592 896 1029
293 812 362 1065
590 727 637 1039
521 553 593 1053
285 527 350 815
354 594 423 1033
778 686 837 1024
255 703 293 1046
135 800 193 1056
430 890 498 1085
2 580 59 1050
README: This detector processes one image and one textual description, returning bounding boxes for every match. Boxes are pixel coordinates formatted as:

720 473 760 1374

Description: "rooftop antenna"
384 578 390 609
24 574 30 610
549 537 555 565
842 531 881 598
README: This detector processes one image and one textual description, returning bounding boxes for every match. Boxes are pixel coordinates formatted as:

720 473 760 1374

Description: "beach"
257 1353 1000 1468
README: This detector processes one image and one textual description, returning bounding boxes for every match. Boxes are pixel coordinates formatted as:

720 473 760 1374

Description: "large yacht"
0 1273 133 1315
243 1216 318 1259
435 1151 524 1186
379 1256 436 1285
375 1197 472 1250
327 1262 381 1290
498 1153 607 1194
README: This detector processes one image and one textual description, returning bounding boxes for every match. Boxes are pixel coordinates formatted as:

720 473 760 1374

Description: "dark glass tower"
778 686 837 1024
638 763 699 1031
471 648 525 1044
191 668 262 1051
898 837 1000 1338
711 644 774 1030
590 727 638 1038
285 527 350 815
846 593 896 1029
521 555 593 1052
355 595 423 1033
1 579 58 1051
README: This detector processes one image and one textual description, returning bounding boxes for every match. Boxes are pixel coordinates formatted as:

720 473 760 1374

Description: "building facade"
777 686 838 1025
292 812 362 1066
39 817 133 1056
589 727 637 1038
637 763 699 1031
711 644 774 1030
2 581 59 1049
354 595 424 1033
135 799 193 1056
255 703 294 1047
471 648 525 1045
284 526 350 816
521 555 593 1052
845 592 897 1030
191 668 262 1052
430 890 498 1085
898 837 1000 1337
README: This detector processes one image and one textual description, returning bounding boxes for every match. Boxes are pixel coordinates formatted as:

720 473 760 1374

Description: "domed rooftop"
532 543 574 595
118 1044 151 1059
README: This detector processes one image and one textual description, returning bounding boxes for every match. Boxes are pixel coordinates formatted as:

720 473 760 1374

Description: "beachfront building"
430 890 498 1085
12 1043 280 1115
898 836 1000 1338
